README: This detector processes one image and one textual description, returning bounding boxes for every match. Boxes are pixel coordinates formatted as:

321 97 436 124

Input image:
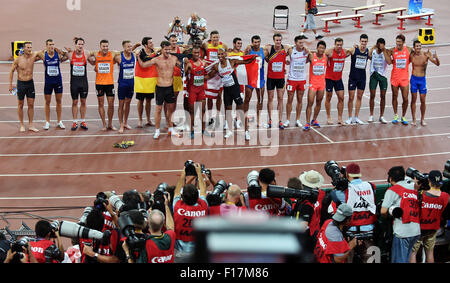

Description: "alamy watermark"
67 0 81 11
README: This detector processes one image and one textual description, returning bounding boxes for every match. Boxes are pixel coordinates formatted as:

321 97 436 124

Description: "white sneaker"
283 120 290 128
245 130 251 141
295 120 303 127
234 119 242 129
43 121 50 130
224 120 229 130
345 117 353 125
379 116 388 124
353 117 365 125
153 129 161 139
57 121 65 129
368 116 374 123
224 130 233 139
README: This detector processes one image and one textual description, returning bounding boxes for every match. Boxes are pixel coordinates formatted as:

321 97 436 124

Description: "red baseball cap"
346 163 362 178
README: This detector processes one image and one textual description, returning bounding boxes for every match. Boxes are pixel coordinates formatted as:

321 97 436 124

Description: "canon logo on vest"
403 192 418 200
422 202 443 210
31 246 44 254
254 203 277 211
177 208 206 217
151 255 173 263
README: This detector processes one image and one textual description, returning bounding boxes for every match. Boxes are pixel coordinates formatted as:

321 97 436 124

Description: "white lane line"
0 151 448 177
0 132 448 157
312 127 334 143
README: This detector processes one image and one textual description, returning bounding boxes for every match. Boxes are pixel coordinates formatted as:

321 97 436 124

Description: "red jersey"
267 45 287 79
389 185 420 224
174 198 208 242
420 191 449 230
325 48 346 80
187 59 206 91
144 230 176 263
70 51 87 78
314 219 350 263
391 46 410 80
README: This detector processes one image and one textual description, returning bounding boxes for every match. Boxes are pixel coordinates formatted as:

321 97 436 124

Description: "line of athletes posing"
8 32 440 139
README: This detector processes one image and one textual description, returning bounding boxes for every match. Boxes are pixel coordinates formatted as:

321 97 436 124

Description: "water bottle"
10 87 17 96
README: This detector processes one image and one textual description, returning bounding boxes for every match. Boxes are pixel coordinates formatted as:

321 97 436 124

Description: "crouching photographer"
381 166 420 263
244 168 289 216
209 183 247 216
27 220 65 263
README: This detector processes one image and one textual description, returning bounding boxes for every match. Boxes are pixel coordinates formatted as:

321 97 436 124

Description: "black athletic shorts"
155 85 176 106
223 85 243 107
70 81 88 100
266 78 285 91
17 80 35 100
325 78 345 93
44 82 63 95
136 92 155 101
96 84 115 97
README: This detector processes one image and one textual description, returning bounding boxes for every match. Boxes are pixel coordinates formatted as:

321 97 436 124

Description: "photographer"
79 208 121 263
95 191 119 231
314 203 358 263
186 13 207 45
119 209 149 263
124 195 176 263
168 16 187 45
209 184 247 216
244 168 288 216
4 238 38 263
173 163 208 262
28 220 65 263
330 163 377 263
381 166 420 263
410 170 450 263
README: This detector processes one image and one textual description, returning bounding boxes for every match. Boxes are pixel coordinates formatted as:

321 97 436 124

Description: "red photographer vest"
345 182 377 226
309 190 327 237
389 184 420 224
29 239 58 263
420 191 449 230
174 198 208 242
78 229 119 263
248 196 284 216
145 230 176 263
102 211 115 232
314 219 350 263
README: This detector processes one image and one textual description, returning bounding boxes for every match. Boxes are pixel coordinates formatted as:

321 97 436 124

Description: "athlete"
264 33 290 129
324 38 351 125
387 34 413 125
226 37 245 131
409 40 440 126
168 34 185 111
304 40 327 131
284 35 310 128
64 37 95 131
93 39 121 131
346 34 369 125
8 41 42 132
41 39 68 130
139 41 182 139
368 38 391 124
207 49 256 139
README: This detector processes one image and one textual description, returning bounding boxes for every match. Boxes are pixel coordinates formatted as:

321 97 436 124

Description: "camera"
443 160 450 179
175 19 181 25
118 211 146 252
78 206 93 226
324 161 348 190
247 170 262 199
406 167 430 191
58 220 111 245
152 183 168 212
206 180 228 206
109 191 125 212
267 185 319 203
345 230 374 240
188 22 201 38
94 192 109 211
184 160 205 177
388 206 403 219
11 236 29 254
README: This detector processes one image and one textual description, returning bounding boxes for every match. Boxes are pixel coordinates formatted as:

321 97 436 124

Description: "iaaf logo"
67 0 81 11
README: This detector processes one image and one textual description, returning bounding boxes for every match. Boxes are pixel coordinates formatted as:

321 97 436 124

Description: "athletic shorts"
118 84 134 100
286 80 306 92
266 78 285 91
70 82 88 100
309 83 325 92
44 82 63 95
369 72 388 91
325 78 344 93
136 92 154 100
17 80 35 100
410 75 427 94
173 76 183 92
96 84 115 97
156 85 176 105
187 86 206 105
348 77 366 91
223 85 243 107
391 75 409 88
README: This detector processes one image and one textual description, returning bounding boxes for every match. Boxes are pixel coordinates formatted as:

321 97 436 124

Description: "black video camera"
324 161 348 191
184 160 206 177
206 180 228 206
406 167 430 191
152 183 169 212
267 185 319 203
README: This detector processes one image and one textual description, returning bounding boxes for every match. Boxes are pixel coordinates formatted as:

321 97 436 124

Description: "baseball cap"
299 170 324 189
346 163 362 178
428 170 443 186
332 203 353 222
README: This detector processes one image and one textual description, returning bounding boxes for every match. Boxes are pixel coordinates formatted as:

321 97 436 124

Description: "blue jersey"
349 47 369 81
118 52 135 87
248 47 266 88
44 51 62 84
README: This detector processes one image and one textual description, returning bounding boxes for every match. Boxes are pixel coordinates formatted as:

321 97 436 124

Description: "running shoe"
311 120 320 128
279 122 285 130
224 130 233 139
80 122 88 130
264 120 272 129
379 116 388 124
392 114 399 124
71 122 78 131
43 121 50 130
283 120 290 128
168 128 181 138
57 121 65 129
367 116 374 123
345 117 354 125
295 120 303 128
303 123 311 131
245 130 251 141
353 117 365 125
153 130 160 139
401 117 409 125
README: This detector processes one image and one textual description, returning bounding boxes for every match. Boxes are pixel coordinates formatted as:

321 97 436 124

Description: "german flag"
134 53 158 94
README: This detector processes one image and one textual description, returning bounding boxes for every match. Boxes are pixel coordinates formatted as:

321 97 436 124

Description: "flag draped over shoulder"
134 58 158 94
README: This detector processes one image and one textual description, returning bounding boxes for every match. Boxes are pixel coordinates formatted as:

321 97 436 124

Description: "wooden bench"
397 12 434 30
372 7 407 25
300 9 343 27
352 3 386 15
321 14 364 33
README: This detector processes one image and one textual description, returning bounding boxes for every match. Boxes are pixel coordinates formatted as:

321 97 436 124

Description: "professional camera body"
206 180 228 206
247 170 262 199
406 167 430 191
152 183 168 213
94 192 109 212
184 160 206 177
324 161 348 190
117 211 146 253
188 22 201 40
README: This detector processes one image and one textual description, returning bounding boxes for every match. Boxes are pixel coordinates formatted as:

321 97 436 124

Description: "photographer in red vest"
314 203 358 263
410 170 450 263
28 220 65 263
